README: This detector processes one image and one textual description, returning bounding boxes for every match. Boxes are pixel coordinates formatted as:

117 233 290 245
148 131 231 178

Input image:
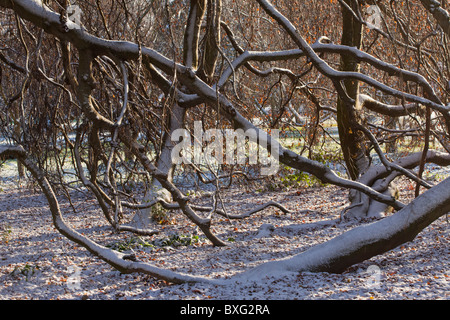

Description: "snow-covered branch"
419 0 450 36
1 143 212 283
358 94 423 117
232 175 450 280
254 0 449 119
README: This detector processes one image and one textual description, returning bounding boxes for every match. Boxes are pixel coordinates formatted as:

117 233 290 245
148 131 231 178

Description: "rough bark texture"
197 0 221 83
336 0 370 181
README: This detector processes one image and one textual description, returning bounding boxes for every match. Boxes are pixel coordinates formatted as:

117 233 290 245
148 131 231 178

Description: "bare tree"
0 0 449 283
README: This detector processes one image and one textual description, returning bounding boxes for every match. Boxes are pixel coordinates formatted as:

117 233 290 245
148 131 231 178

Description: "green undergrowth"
106 233 203 252
10 263 41 281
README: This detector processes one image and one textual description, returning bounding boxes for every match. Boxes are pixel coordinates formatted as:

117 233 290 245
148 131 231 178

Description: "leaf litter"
0 175 448 300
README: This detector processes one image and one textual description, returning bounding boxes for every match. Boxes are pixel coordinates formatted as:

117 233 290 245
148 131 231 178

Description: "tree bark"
419 0 450 36
133 0 207 227
197 0 221 84
134 104 186 227
233 175 450 281
2 0 449 284
4 143 448 284
336 0 370 181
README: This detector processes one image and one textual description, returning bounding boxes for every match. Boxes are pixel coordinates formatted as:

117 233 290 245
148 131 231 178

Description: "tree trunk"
132 0 206 228
132 104 186 227
13 106 25 178
133 0 221 227
337 1 385 220
3 144 449 284
344 150 450 219
336 0 370 181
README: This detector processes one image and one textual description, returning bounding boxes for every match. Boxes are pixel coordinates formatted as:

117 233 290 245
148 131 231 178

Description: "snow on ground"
0 162 448 301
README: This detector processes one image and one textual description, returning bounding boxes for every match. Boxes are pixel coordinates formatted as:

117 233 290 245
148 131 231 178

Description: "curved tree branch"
232 175 450 280
419 0 450 36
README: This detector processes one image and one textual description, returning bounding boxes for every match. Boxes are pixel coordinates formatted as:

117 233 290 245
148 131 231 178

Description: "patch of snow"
0 177 448 300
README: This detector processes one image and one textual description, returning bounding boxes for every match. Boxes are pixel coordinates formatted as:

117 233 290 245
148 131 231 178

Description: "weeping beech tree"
337 0 370 182
138 0 223 227
0 0 449 283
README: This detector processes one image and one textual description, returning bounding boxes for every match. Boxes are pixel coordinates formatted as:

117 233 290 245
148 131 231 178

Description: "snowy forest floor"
0 172 448 300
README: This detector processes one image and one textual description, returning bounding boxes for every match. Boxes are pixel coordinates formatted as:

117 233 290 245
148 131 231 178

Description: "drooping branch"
76 49 115 130
3 144 450 284
232 175 450 280
419 0 450 36
214 41 448 117
190 200 292 220
72 128 159 237
2 0 445 118
254 0 449 121
358 94 424 117
1 0 449 288
0 145 211 284
174 61 406 211
141 56 202 108
0 0 413 211
220 21 304 82
118 128 228 247
0 51 26 74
